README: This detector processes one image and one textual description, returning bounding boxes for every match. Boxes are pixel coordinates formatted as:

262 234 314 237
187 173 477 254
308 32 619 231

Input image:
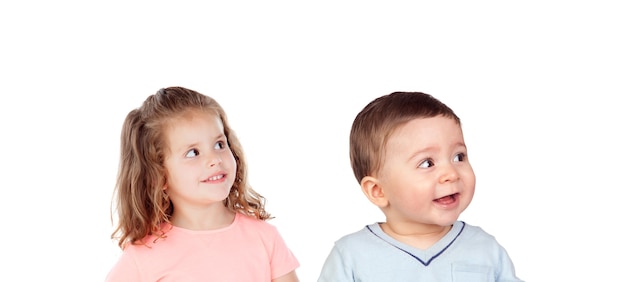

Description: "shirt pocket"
452 263 495 282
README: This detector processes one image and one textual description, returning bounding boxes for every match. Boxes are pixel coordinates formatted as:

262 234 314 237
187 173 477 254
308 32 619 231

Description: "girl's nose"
208 156 222 167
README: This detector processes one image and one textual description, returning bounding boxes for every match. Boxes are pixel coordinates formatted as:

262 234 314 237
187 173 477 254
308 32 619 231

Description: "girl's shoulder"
234 212 279 232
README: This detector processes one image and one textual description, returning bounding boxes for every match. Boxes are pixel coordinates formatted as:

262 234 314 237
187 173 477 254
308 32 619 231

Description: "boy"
318 92 522 281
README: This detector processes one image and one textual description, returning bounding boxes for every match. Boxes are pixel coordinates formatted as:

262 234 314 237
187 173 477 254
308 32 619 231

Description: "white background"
1 1 624 281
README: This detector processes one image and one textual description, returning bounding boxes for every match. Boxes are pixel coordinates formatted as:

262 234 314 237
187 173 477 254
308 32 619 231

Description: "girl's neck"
170 205 236 231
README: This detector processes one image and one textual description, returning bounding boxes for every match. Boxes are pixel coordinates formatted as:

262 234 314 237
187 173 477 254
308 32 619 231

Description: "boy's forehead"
385 116 463 146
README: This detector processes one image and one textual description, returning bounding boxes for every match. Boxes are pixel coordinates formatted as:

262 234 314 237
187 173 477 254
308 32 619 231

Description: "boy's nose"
438 164 460 183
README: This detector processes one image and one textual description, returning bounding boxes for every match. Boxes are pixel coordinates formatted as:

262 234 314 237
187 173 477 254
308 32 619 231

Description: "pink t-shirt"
106 213 299 282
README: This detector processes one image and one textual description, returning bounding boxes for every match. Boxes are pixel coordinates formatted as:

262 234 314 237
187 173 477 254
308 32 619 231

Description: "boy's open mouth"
433 193 459 205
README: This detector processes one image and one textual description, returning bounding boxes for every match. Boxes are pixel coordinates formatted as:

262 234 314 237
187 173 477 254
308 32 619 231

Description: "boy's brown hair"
349 91 461 183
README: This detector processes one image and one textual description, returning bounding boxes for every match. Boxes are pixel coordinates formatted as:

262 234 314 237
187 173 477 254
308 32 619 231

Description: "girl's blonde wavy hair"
110 86 270 249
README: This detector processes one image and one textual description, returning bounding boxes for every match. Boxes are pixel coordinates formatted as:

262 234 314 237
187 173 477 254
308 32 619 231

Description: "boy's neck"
379 222 453 250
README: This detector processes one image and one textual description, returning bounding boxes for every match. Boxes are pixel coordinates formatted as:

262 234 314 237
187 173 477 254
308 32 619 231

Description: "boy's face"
163 111 237 210
374 116 475 228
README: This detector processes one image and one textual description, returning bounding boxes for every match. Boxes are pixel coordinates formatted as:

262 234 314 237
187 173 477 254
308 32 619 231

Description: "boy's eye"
185 148 200 158
453 153 466 162
418 159 434 168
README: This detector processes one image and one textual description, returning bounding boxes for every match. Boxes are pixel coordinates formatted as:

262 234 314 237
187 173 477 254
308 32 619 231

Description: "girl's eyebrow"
173 142 199 154
454 142 467 149
183 133 226 149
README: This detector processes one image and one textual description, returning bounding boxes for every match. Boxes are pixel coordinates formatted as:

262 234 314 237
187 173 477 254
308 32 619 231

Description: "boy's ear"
361 176 388 208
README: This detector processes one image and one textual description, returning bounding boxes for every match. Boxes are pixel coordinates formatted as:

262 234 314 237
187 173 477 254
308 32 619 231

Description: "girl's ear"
360 176 388 208
162 175 168 191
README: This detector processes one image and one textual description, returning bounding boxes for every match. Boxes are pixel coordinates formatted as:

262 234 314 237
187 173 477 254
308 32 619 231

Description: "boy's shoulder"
331 222 386 249
333 221 499 248
457 221 498 242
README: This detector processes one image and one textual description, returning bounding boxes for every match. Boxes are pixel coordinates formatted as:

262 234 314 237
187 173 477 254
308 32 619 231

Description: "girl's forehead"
162 110 223 138
177 108 218 120
162 111 226 149
164 109 221 127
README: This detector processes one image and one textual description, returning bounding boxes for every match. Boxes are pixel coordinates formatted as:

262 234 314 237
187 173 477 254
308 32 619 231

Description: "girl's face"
163 110 237 211
375 116 475 231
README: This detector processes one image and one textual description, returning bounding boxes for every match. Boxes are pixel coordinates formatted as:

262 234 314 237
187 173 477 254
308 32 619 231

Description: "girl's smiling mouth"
204 174 226 182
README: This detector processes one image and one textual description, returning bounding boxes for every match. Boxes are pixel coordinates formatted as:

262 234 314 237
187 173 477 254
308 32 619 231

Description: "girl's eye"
185 148 200 158
418 159 435 168
214 141 226 150
453 153 466 162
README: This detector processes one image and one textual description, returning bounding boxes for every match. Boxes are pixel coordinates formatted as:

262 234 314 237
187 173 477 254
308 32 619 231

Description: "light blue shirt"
318 221 523 282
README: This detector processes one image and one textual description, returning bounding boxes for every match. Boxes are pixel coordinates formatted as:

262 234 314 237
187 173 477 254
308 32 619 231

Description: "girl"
106 87 299 282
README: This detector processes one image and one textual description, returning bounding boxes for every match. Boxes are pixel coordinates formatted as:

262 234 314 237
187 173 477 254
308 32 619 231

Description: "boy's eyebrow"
406 142 467 161
406 146 438 161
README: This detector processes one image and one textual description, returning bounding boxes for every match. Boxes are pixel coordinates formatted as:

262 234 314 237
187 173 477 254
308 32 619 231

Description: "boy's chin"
426 215 462 227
